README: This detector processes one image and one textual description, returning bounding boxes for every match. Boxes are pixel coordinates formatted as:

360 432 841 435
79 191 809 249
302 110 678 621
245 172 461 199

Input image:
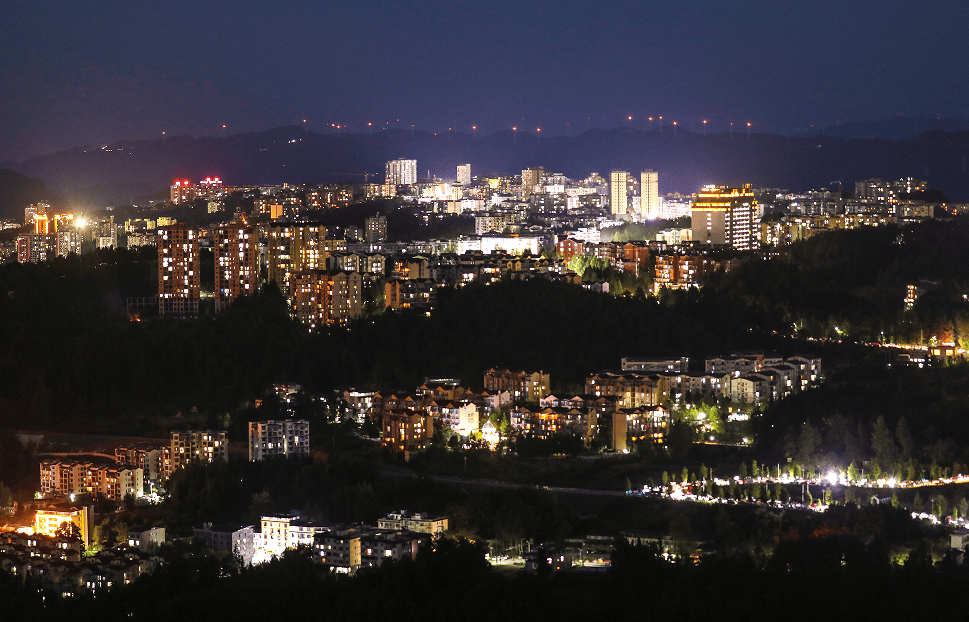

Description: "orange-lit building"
483 369 550 403
290 269 362 327
691 185 757 250
385 278 437 311
267 223 327 293
34 504 94 548
381 410 433 455
158 223 200 315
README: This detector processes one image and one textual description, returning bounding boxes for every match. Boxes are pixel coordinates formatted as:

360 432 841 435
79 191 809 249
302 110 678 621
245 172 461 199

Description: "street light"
472 125 477 139
747 122 752 139
648 117 653 131
513 126 517 143
702 119 707 135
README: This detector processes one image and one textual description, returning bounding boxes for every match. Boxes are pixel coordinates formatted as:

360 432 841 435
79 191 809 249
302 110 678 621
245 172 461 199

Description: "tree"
896 417 915 461
796 422 821 464
847 461 860 482
0 482 12 508
669 514 697 560
871 415 899 473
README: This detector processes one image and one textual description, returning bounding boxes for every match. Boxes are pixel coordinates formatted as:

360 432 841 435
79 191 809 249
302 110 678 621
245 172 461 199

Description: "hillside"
11 126 969 207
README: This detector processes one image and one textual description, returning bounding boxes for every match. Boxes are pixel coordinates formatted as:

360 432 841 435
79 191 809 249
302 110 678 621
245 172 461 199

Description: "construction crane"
331 171 375 183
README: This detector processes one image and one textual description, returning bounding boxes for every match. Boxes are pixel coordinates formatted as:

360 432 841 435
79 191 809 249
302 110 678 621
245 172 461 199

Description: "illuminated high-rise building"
521 167 544 199
385 159 417 185
691 185 758 250
33 213 50 234
290 270 363 328
214 218 258 312
365 215 387 243
16 234 55 263
457 164 471 186
267 223 327 293
25 202 49 226
610 170 629 216
641 170 659 219
170 430 227 470
170 179 197 204
158 223 200 316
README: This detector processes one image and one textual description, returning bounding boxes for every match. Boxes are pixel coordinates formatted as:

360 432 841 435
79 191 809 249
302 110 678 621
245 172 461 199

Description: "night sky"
3 0 967 163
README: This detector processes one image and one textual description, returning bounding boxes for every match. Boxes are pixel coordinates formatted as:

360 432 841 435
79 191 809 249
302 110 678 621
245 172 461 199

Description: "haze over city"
3 0 968 163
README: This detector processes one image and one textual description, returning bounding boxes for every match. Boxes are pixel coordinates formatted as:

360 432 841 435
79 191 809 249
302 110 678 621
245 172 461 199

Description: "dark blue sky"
3 0 967 163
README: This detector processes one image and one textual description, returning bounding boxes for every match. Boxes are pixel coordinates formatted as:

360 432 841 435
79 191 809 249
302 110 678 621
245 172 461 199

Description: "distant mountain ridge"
801 116 969 141
0 169 63 221
10 125 969 208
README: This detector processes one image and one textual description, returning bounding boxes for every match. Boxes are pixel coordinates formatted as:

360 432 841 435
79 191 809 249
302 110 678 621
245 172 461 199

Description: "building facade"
641 170 659 219
691 185 758 250
213 220 258 312
158 223 200 316
610 170 629 216
290 270 363 327
170 430 228 471
248 419 310 461
385 159 417 185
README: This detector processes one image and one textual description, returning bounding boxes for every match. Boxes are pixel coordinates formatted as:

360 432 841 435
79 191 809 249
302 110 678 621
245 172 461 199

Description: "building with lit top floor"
691 185 758 250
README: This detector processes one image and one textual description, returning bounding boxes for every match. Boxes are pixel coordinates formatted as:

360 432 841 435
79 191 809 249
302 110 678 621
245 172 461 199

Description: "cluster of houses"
0 527 164 597
194 509 447 572
343 353 821 457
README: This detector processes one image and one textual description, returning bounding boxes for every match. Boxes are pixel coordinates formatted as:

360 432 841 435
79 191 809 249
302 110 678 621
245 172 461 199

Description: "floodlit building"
194 523 256 566
158 223 200 316
641 170 659 219
214 220 258 312
39 460 144 501
610 170 629 216
248 419 310 461
385 159 417 185
457 164 471 186
691 185 758 250
34 504 94 548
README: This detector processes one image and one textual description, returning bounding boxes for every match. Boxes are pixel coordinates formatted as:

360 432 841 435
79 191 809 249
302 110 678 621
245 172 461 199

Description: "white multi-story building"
610 170 629 216
386 159 417 185
39 460 144 501
248 420 310 461
457 164 471 186
641 170 659 219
